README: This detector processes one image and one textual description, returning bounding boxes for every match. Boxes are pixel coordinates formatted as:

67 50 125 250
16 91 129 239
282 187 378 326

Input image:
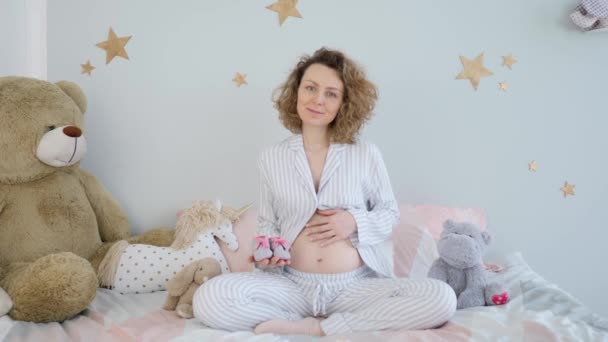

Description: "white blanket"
1 252 607 342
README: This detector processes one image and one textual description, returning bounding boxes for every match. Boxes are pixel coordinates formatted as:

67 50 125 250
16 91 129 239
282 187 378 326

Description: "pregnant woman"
193 47 456 336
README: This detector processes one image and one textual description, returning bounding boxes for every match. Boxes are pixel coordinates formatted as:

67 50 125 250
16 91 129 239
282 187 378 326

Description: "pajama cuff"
320 313 352 335
347 208 369 247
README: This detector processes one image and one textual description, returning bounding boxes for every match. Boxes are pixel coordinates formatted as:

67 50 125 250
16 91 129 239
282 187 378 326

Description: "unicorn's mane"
171 200 250 250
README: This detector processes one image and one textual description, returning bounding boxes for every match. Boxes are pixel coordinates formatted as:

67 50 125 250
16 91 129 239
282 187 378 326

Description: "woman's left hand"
304 209 357 247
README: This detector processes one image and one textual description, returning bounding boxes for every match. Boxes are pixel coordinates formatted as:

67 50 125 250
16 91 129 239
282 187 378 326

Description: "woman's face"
296 63 344 130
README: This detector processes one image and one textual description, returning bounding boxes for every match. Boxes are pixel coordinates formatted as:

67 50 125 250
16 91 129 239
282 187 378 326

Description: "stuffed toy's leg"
1 252 97 322
163 295 180 311
457 286 486 309
175 284 198 319
485 281 509 306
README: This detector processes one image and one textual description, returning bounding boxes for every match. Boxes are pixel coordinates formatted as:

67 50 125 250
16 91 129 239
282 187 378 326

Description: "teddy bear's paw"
9 252 97 322
491 292 509 305
485 281 508 306
176 304 194 319
0 287 12 316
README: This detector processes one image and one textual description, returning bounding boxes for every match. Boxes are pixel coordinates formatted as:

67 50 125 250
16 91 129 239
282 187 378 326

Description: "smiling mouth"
307 108 323 115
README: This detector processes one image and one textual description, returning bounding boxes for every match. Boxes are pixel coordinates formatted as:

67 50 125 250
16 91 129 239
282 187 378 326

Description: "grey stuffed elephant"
428 220 509 309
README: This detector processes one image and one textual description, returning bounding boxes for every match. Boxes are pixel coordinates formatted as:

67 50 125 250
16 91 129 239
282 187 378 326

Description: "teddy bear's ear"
55 81 87 114
481 231 492 245
443 219 456 231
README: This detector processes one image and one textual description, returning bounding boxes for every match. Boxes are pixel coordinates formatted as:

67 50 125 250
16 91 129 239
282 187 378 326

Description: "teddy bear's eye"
46 125 56 132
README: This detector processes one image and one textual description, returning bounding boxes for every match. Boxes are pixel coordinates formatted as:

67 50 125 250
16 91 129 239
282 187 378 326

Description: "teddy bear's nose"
63 126 82 138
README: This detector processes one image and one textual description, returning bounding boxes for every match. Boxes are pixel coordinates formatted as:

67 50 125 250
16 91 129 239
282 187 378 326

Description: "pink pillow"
392 204 487 278
401 204 487 240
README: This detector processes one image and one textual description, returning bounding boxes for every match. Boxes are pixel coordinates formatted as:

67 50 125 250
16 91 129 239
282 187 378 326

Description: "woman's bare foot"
254 317 324 336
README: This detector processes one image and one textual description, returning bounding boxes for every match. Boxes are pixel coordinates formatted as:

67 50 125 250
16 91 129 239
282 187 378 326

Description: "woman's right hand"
248 255 291 268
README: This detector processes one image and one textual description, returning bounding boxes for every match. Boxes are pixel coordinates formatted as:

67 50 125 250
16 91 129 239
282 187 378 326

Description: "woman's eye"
47 125 56 132
326 92 338 98
306 85 315 91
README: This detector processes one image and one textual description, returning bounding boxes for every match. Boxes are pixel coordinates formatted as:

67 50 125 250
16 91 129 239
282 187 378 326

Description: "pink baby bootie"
269 237 291 260
253 235 273 261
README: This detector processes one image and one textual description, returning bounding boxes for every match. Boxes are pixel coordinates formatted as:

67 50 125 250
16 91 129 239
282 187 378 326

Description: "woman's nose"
314 93 325 105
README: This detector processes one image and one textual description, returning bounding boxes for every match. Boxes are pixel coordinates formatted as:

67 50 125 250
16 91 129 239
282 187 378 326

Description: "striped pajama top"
257 134 400 278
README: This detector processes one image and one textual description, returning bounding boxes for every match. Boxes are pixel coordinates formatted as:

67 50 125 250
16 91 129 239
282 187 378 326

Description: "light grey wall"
42 0 608 317
0 1 29 77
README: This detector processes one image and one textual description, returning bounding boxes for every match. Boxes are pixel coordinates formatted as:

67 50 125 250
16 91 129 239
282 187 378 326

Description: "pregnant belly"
289 231 363 273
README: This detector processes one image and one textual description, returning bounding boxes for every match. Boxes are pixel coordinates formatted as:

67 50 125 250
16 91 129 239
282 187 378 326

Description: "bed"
2 206 607 342
2 252 606 341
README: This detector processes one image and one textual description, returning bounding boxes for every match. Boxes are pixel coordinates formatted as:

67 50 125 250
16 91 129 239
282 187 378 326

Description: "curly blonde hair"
273 48 378 144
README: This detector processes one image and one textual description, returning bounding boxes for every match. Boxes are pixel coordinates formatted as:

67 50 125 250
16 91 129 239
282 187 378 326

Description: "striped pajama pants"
193 266 457 335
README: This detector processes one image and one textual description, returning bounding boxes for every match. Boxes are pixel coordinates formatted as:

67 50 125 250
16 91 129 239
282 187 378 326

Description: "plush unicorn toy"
98 199 249 294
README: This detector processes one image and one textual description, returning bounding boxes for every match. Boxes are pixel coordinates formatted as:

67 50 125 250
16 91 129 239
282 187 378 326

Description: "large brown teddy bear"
0 76 174 322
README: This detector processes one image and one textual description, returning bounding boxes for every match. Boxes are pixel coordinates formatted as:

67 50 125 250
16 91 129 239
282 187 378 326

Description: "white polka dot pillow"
98 200 249 294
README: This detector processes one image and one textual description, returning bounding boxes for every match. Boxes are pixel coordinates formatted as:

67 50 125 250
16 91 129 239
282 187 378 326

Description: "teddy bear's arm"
428 260 448 282
465 265 487 288
77 169 130 242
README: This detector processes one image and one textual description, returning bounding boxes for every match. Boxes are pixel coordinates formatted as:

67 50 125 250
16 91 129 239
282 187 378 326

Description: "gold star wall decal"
499 81 509 91
455 53 493 91
528 160 537 172
560 181 575 197
232 72 248 87
266 0 302 26
502 54 517 69
80 60 95 76
96 27 132 64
